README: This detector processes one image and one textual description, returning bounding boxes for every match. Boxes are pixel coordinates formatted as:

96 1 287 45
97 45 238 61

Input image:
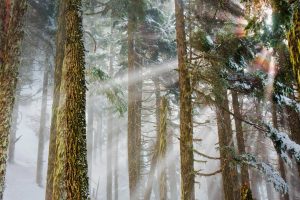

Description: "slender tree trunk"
97 112 103 161
8 82 21 163
113 120 119 200
216 90 239 200
52 1 89 199
272 103 289 200
0 0 27 198
45 1 65 198
167 128 178 200
127 0 143 198
231 91 252 198
87 96 94 192
175 0 195 199
107 113 113 200
36 58 49 187
143 78 161 200
158 97 168 200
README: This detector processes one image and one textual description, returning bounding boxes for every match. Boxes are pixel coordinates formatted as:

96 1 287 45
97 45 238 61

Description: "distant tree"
127 0 145 198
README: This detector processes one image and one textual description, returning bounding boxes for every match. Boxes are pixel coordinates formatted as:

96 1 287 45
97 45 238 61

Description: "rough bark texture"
216 90 239 200
288 5 300 97
0 0 27 198
175 0 195 199
52 0 89 199
36 59 49 186
8 82 21 163
45 1 65 198
158 97 167 200
231 91 252 198
127 0 143 198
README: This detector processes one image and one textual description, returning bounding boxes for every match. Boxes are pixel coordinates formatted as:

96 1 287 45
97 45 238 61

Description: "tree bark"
45 1 65 198
175 0 195 199
52 0 89 199
288 6 300 96
231 91 252 198
8 82 21 163
0 0 27 198
36 57 49 187
158 97 168 200
216 90 239 200
127 0 143 198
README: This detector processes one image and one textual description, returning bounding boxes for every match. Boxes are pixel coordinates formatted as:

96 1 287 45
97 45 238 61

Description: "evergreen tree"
0 0 27 198
51 0 89 199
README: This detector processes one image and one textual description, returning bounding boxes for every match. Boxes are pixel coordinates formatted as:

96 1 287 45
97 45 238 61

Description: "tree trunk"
0 0 27 198
107 112 113 200
36 58 49 187
113 120 119 200
216 90 239 200
87 96 94 192
158 97 168 200
8 82 21 163
175 0 195 199
45 1 65 198
52 1 89 199
97 112 103 161
288 6 300 96
231 91 252 198
127 0 143 198
167 128 178 200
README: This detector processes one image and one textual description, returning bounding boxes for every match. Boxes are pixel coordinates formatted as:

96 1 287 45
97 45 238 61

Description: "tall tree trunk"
231 91 252 198
0 0 27 198
8 82 21 163
127 0 143 198
167 128 178 200
175 0 195 199
158 97 168 200
113 120 119 200
107 113 113 200
143 78 161 200
272 103 289 200
52 1 89 199
87 96 94 192
36 58 49 187
288 5 300 96
216 90 239 200
97 112 103 161
45 1 66 199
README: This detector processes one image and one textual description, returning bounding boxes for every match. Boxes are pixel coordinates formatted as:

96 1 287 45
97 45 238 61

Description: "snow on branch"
275 94 300 113
232 151 288 194
264 123 300 163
